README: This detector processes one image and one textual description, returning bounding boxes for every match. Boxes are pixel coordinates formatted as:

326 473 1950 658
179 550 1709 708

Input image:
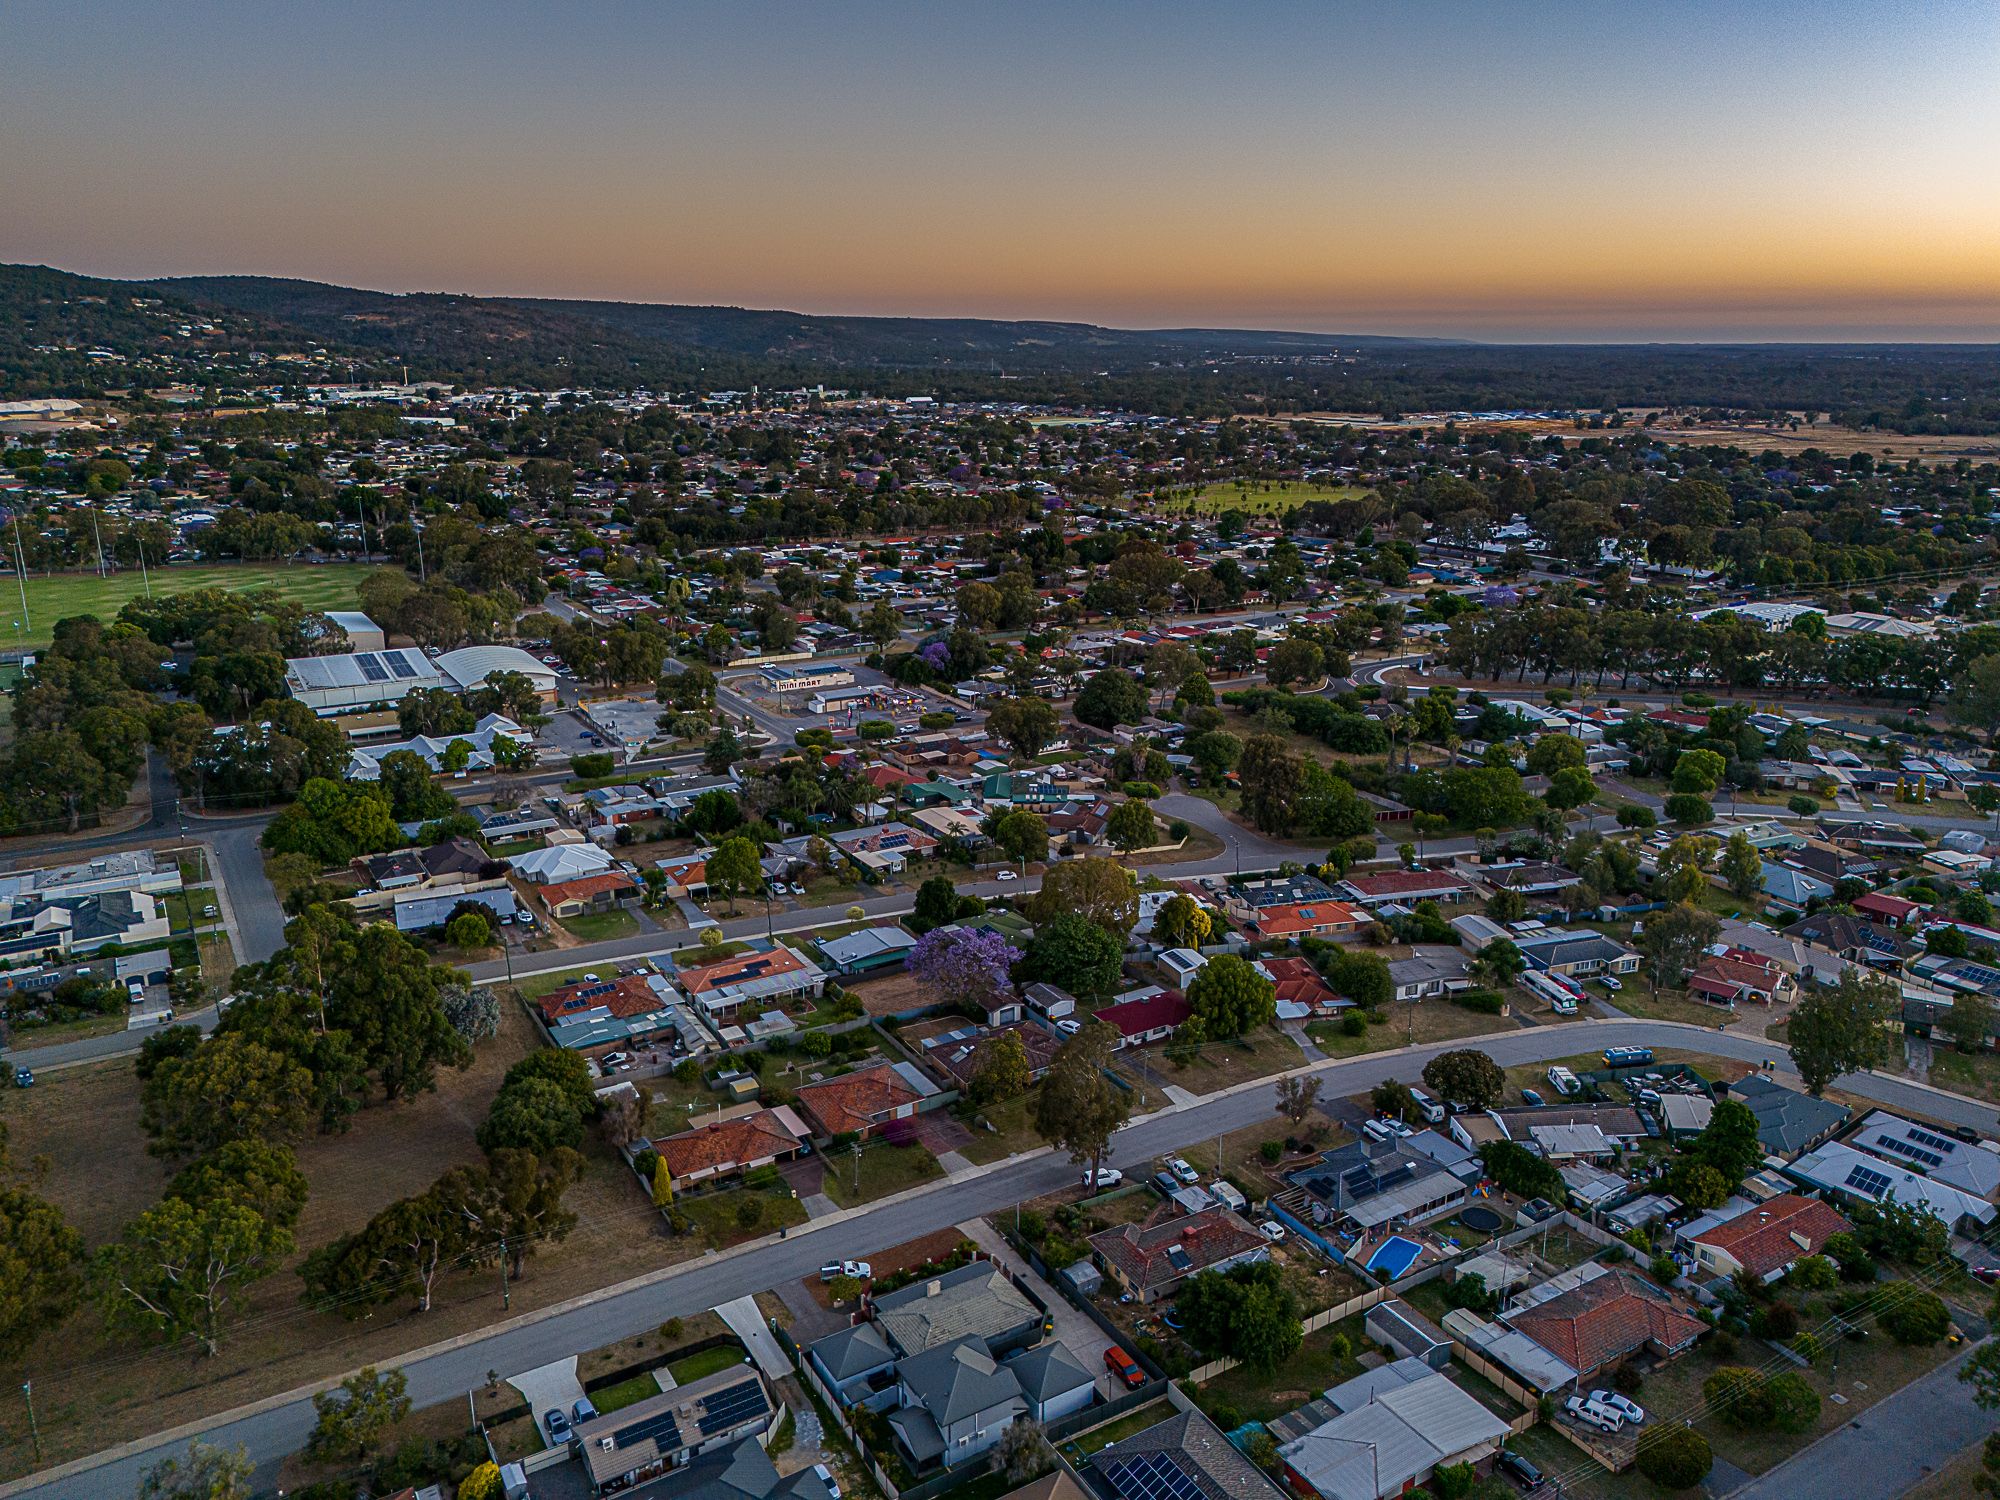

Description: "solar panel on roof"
1845 1164 1893 1197
386 652 420 679
1875 1136 1944 1169
695 1379 764 1436
611 1408 683 1452
1164 1245 1194 1273
1908 1126 1958 1153
357 654 390 683
1104 1452 1203 1500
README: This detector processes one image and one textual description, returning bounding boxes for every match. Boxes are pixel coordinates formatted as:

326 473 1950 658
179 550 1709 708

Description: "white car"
1565 1395 1624 1433
1258 1220 1287 1242
996 870 1019 881
1598 974 1624 992
1588 1390 1645 1424
1167 1157 1199 1184
1082 1167 1124 1188
1055 1018 1082 1035
816 1259 872 1281
813 1464 841 1500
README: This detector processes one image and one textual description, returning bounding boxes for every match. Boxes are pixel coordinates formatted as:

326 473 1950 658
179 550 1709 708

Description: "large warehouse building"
435 645 561 702
284 648 450 714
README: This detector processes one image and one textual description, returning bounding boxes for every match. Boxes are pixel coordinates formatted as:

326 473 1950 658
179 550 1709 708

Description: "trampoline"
1365 1235 1425 1279
1459 1205 1505 1233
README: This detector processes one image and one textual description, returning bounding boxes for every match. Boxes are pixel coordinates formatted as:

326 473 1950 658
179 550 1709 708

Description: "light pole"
20 1382 39 1466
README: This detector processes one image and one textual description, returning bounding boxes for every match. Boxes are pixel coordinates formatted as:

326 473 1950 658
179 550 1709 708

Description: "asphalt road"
11 1015 1995 1500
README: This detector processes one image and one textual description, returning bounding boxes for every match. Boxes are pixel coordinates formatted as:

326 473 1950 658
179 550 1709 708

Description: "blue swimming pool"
1365 1235 1425 1280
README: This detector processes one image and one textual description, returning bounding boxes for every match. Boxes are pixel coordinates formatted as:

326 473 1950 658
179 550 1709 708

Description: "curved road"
7 1014 1993 1500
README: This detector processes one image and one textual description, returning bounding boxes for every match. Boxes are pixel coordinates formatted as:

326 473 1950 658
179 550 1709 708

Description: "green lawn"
1923 1045 2000 1104
1060 1399 1172 1459
669 1345 749 1384
1177 480 1374 515
3 562 389 650
1195 1316 1370 1423
676 1184 808 1247
562 908 641 942
820 1141 944 1207
957 1089 1042 1166
591 1371 663 1413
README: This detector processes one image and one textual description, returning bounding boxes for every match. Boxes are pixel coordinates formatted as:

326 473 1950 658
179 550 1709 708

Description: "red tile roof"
1692 1194 1850 1280
1339 870 1471 900
539 870 639 906
1689 950 1787 1002
538 974 667 1025
677 943 812 996
1251 900 1370 938
796 1062 922 1136
651 1108 805 1181
1507 1269 1706 1375
1854 891 1921 923
1096 988 1191 1039
1088 1207 1266 1292
1258 957 1343 1010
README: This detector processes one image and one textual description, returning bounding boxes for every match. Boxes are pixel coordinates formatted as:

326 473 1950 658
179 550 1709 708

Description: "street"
5 1012 1993 1500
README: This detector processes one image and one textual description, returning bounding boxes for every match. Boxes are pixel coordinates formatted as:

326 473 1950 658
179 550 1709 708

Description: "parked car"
1082 1167 1124 1188
12 1067 33 1088
600 1051 630 1070
1521 1088 1546 1107
1103 1346 1146 1390
1588 1390 1644 1424
1257 1220 1286 1242
1598 974 1623 991
1495 1449 1543 1490
1565 1395 1624 1433
1055 1018 1082 1035
518 910 536 926
1166 1156 1199 1184
813 1464 841 1500
1151 1170 1180 1196
572 1396 600 1424
200 904 219 919
544 1407 572 1441
996 870 1019 881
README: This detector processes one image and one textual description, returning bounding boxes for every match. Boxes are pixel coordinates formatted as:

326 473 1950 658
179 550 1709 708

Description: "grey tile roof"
810 1321 895 1381
898 1337 1025 1425
1003 1341 1093 1403
1093 1409 1286 1500
875 1261 1039 1357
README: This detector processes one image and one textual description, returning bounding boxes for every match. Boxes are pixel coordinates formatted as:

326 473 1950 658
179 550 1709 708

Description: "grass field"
3 562 388 649
1173 480 1373 515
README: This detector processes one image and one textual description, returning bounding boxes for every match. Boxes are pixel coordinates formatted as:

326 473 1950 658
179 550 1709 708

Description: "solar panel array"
1845 1164 1893 1197
1908 1126 1958 1154
612 1407 683 1454
1341 1158 1414 1200
386 652 420 679
696 1380 765 1437
1874 1135 1944 1169
357 654 390 683
1103 1451 1204 1500
1164 1245 1194 1273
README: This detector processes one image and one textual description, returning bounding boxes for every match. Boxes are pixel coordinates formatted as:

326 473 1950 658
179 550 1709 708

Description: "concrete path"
936 1149 973 1175
1282 1021 1327 1062
1729 1341 1994 1500
509 1356 585 1432
716 1296 792 1384
801 1192 839 1219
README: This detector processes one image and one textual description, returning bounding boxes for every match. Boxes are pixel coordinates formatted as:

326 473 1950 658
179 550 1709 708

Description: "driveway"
958 1219 1117 1402
509 1356 586 1438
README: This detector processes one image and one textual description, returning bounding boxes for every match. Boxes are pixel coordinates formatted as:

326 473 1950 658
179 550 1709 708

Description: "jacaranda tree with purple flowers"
909 926 1020 1014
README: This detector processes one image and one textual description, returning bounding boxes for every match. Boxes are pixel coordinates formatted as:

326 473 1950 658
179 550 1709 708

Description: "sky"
5 0 2000 342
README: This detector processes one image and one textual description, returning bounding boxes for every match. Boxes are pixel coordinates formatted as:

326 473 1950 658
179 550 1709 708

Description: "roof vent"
925 1279 943 1297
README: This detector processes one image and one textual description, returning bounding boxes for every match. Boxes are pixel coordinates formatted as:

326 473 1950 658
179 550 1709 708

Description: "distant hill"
9 261 2000 432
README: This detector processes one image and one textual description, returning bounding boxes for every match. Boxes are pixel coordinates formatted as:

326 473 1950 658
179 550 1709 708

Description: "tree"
307 1365 412 1462
1664 1161 1730 1210
0 1185 85 1359
1186 953 1276 1038
377 748 457 823
1028 856 1137 935
1950 654 2000 741
1186 730 1240 787
1371 1080 1418 1123
1663 792 1713 826
995 1418 1052 1485
971 1030 1032 1106
1106 797 1158 853
459 1462 506 1500
1635 901 1720 993
1526 734 1588 776
1265 637 1325 690
1478 1139 1564 1201
1544 765 1595 810
1422 1049 1505 1109
1877 1282 1952 1344
706 835 764 912
990 808 1049 864
1033 1020 1130 1182
1963 1342 2000 1412
986 697 1061 759
1023 913 1124 996
140 1034 315 1159
1719 830 1763 901
1765 1370 1821 1432
442 985 503 1044
1636 1425 1713 1490
912 873 979 933
909 926 1021 1013
1672 748 1727 794
1274 1074 1322 1128
97 1188 293 1355
1236 733 1303 835
1944 992 1995 1052
1688 1097 1762 1187
137 1441 254 1500
1154 893 1212 949
167 1139 309 1232
1472 937 1525 987
1322 948 1393 1009
478 1077 588 1155
299 1177 477 1316
1789 969 1897 1095
1705 1366 1774 1428
1073 669 1148 729
445 910 493 949
1175 1261 1302 1370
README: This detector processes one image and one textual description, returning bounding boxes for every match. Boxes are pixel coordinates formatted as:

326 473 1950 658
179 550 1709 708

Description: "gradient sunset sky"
6 0 2000 341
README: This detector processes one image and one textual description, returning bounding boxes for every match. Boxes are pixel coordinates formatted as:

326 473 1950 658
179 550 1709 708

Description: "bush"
1877 1282 1952 1345
1704 1366 1772 1428
1764 1371 1821 1433
1636 1425 1713 1490
1259 1141 1283 1164
1448 988 1505 1015
1792 1331 1826 1365
1340 1012 1367 1036
1753 1302 1798 1340
1787 794 1821 816
1611 1363 1645 1395
571 752 615 779
1664 792 1714 826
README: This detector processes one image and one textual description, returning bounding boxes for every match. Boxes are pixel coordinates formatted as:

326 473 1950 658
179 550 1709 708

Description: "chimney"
925 1279 942 1298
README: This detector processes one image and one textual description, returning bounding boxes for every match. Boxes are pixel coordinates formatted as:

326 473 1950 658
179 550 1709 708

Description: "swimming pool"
1365 1234 1425 1280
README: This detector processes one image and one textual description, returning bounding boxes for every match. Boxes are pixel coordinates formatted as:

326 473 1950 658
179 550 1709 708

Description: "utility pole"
11 518 30 636
21 1382 40 1466
852 1140 862 1195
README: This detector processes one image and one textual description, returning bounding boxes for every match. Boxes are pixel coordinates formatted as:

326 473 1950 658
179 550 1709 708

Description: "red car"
1104 1345 1146 1390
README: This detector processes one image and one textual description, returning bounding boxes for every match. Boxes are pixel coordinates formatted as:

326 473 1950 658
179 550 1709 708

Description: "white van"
1547 1066 1581 1097
1406 1085 1446 1125
1209 1180 1248 1212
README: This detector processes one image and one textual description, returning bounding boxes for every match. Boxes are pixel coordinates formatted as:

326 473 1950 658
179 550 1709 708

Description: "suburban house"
508 841 620 886
1470 859 1582 897
1001 1342 1096 1422
1502 1264 1708 1382
648 1106 811 1193
1282 1131 1479 1234
1256 956 1348 1018
817 924 919 975
1847 1110 2000 1201
912 1021 1060 1091
1787 1140 1997 1230
1093 987 1192 1049
1726 1074 1851 1155
1386 947 1473 1001
810 1322 900 1410
1088 1206 1269 1303
347 714 531 779
1686 1194 1851 1283
827 823 939 876
1090 1409 1286 1500
1243 899 1372 941
655 856 710 899
1364 1300 1452 1370
570 1366 782 1497
1687 949 1797 1007
1853 890 1924 927
1335 870 1472 907
887 1339 1026 1471
872 1261 1045 1359
353 836 495 894
1779 911 1911 970
1759 861 1834 911
0 887 170 961
675 942 829 1020
538 869 641 919
1513 927 1641 979
1277 1359 1509 1500
795 1061 933 1139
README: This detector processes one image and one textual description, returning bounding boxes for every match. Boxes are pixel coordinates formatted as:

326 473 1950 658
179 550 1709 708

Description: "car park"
1082 1167 1123 1188
1103 1346 1146 1390
1565 1395 1623 1433
1588 1390 1644 1424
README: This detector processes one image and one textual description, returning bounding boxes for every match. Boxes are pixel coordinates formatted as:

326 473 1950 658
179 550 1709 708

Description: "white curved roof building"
436 645 559 699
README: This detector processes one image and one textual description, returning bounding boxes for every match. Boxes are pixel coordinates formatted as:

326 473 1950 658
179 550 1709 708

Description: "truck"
1603 1046 1655 1069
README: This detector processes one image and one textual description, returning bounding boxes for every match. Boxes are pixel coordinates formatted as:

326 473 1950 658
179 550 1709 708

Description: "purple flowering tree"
919 639 952 673
908 926 1020 1013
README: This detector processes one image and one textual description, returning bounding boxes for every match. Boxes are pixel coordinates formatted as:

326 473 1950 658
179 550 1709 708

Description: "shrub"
1787 794 1821 816
1704 1366 1773 1428
1636 1425 1713 1490
1340 1012 1367 1036
1651 1255 1681 1286
571 752 615 779
1764 1370 1821 1433
1753 1302 1798 1340
1877 1282 1952 1345
1449 988 1504 1015
1611 1364 1645 1395
1792 1331 1826 1365
1259 1141 1283 1164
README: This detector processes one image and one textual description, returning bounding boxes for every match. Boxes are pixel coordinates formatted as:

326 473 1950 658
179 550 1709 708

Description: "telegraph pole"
21 1382 40 1466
